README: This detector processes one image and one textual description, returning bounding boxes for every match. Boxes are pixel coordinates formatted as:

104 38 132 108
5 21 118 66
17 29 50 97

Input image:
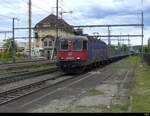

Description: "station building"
33 14 76 59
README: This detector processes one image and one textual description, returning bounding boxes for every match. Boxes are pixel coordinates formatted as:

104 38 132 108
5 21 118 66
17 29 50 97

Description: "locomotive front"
57 36 88 73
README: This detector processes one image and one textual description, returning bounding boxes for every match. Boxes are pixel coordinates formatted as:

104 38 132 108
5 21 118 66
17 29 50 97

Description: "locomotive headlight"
77 57 81 60
60 57 64 60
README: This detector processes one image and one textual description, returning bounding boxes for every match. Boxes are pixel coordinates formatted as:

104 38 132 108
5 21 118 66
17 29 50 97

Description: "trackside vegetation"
111 56 150 112
131 57 150 112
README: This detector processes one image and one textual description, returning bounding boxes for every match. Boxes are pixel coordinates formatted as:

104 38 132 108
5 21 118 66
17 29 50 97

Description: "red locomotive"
57 35 108 73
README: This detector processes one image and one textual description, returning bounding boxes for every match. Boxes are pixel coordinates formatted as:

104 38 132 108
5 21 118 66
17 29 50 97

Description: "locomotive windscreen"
73 40 82 50
60 40 68 50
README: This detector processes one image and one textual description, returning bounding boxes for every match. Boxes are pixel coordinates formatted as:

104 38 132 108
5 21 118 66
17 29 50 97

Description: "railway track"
0 59 56 66
0 73 73 105
0 63 109 105
0 68 58 85
0 56 129 106
0 60 56 74
0 60 56 68
0 67 111 106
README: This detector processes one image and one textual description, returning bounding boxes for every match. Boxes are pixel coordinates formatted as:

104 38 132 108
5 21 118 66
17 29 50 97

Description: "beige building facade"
34 29 74 48
33 14 75 59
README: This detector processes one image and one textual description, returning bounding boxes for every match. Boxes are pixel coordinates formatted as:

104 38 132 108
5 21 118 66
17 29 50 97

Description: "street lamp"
59 11 73 19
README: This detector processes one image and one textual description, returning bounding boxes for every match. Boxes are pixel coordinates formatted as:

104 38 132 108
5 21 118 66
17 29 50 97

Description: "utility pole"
108 26 111 56
0 31 12 40
12 18 19 63
12 18 15 63
4 32 7 40
141 11 144 58
118 37 120 54
28 0 32 58
51 0 59 60
141 0 144 58
128 35 130 52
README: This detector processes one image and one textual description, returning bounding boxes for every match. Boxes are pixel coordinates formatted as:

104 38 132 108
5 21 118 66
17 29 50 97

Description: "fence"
143 53 150 65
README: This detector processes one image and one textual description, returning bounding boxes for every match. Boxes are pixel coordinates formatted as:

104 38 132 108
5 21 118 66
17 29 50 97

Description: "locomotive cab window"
83 41 87 50
73 40 82 51
60 40 68 50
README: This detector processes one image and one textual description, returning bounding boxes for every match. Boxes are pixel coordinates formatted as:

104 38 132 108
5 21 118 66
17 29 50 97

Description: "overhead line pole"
128 35 130 50
108 26 111 57
141 11 144 58
12 18 15 63
0 31 12 40
12 18 19 63
28 0 32 58
51 0 59 60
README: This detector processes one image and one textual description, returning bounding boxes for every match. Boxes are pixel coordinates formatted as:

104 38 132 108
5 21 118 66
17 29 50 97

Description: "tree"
143 45 149 53
3 38 18 56
121 44 129 53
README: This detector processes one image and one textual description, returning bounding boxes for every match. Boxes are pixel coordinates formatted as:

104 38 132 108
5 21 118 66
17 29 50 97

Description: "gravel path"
31 57 135 113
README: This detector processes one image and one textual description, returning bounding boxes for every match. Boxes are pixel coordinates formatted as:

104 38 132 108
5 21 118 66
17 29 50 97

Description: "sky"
0 0 149 46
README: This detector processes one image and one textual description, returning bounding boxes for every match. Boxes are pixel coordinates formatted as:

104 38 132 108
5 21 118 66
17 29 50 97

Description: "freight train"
57 35 129 73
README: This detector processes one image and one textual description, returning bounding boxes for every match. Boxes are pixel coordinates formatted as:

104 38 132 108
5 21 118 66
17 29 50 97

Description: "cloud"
0 0 149 45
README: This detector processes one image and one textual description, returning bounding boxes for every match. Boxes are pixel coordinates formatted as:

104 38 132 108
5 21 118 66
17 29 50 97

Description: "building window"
44 41 47 46
43 23 50 27
35 32 38 39
49 41 52 46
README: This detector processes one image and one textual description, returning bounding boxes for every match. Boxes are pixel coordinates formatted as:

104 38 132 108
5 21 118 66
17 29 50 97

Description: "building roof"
35 14 74 33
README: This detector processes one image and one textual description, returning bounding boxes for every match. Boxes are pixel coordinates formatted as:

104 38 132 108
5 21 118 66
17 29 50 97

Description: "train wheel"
75 66 86 74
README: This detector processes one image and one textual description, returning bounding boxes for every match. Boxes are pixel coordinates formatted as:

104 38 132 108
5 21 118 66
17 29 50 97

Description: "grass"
110 56 150 112
0 73 16 77
108 56 139 113
28 65 57 72
111 104 129 113
61 105 105 112
105 56 138 70
131 58 150 112
0 65 57 77
85 89 104 96
0 56 31 64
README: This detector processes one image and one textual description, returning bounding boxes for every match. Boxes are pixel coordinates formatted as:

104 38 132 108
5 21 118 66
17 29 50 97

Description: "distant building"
0 41 4 47
0 42 6 56
41 35 55 60
17 42 26 50
34 14 75 59
17 42 36 56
